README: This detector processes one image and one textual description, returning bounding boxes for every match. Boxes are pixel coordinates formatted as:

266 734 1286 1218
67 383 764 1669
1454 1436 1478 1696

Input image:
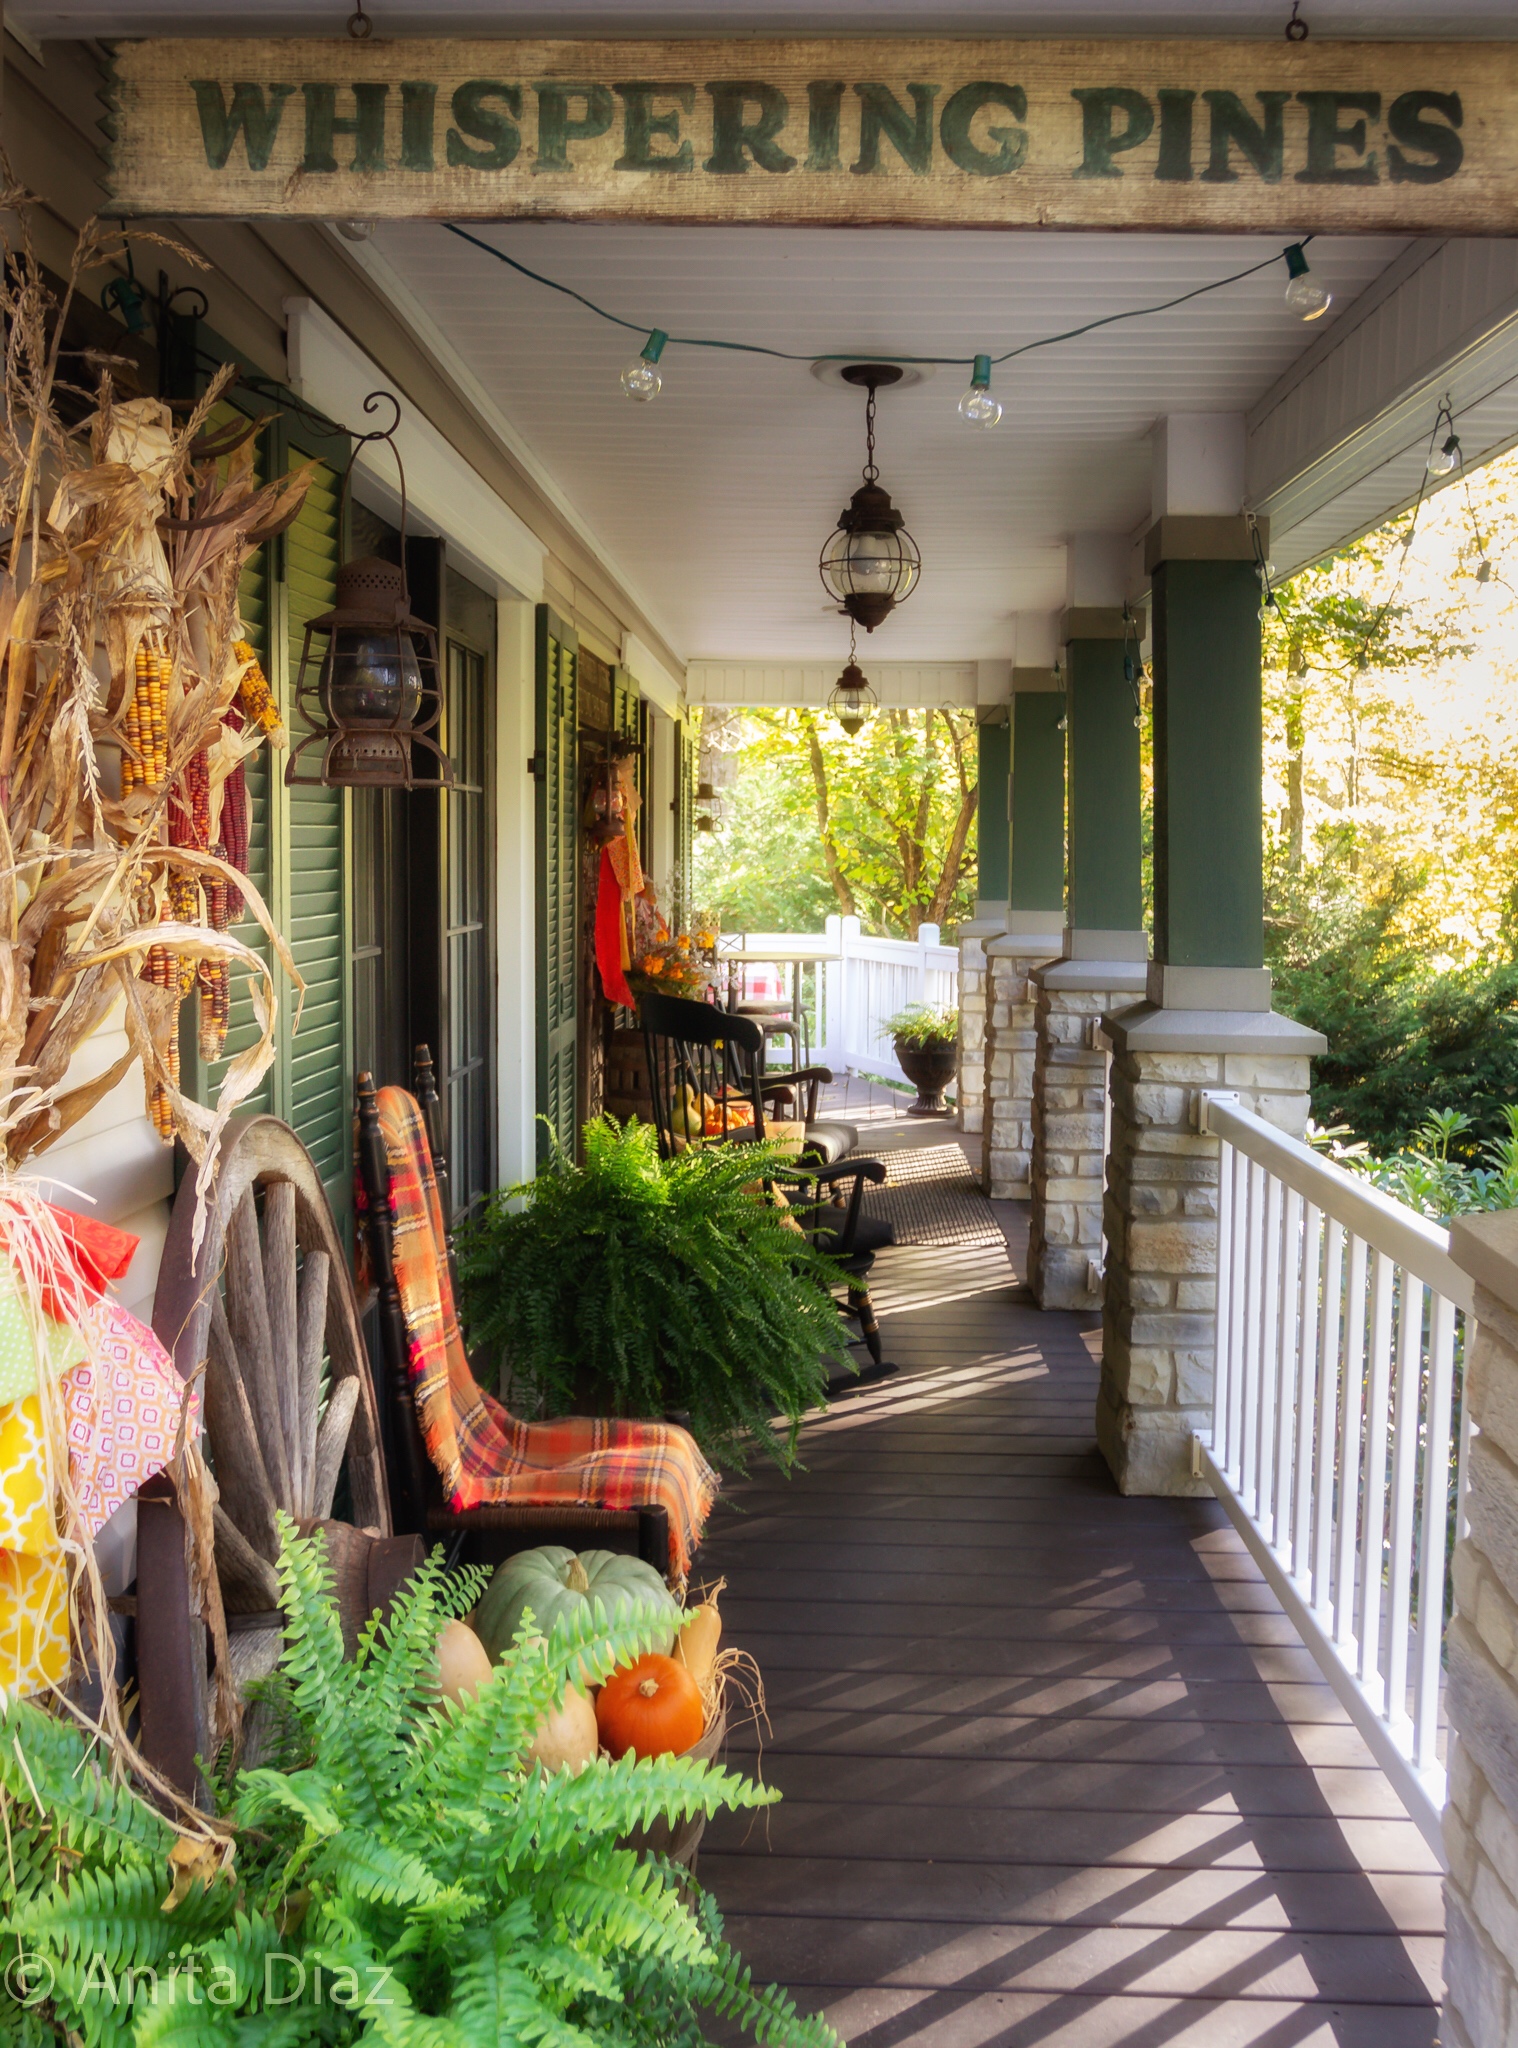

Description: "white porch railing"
1197 1091 1471 1857
722 913 958 1086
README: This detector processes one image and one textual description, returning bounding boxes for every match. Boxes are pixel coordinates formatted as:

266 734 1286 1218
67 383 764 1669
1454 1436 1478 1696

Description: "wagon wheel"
138 1115 391 1786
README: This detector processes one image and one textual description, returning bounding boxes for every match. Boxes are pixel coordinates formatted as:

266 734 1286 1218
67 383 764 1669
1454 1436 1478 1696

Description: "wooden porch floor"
698 1114 1444 2047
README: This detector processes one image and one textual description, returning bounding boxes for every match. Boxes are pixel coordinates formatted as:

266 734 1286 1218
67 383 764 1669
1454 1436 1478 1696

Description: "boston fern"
0 1518 838 2048
455 1118 850 1470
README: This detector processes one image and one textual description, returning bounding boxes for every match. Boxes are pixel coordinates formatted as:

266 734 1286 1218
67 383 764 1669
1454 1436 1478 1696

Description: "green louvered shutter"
676 717 697 927
535 607 578 1162
282 463 351 1232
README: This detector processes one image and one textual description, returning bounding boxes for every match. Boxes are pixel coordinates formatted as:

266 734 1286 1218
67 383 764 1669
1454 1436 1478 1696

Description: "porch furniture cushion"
812 1210 895 1260
799 1120 858 1165
368 1085 719 1576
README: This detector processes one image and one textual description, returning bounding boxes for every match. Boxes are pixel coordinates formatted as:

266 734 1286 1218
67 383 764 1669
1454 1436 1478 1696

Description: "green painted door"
534 606 579 1160
676 717 697 927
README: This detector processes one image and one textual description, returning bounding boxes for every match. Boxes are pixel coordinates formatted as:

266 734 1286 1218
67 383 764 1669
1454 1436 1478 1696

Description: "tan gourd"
436 1620 492 1706
675 1587 722 1694
527 1683 599 1774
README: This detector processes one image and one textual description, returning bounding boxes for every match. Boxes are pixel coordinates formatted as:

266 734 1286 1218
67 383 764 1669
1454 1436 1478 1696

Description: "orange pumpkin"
596 1653 704 1760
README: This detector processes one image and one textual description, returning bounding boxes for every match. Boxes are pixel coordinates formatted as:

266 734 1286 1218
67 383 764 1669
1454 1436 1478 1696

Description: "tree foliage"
0 1523 839 2048
694 707 978 938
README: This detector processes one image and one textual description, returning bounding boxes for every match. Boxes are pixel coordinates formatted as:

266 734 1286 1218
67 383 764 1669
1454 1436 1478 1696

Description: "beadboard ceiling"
19 0 1518 35
356 221 1407 660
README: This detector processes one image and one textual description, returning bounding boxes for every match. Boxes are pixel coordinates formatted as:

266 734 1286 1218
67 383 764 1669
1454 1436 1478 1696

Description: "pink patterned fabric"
63 1300 194 1543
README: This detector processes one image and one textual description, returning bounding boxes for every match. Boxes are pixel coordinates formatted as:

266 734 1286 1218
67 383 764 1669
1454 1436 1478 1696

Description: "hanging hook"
347 0 373 37
336 390 412 564
1285 0 1309 40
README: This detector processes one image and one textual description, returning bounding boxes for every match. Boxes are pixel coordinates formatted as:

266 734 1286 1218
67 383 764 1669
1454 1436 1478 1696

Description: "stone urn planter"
894 1036 957 1117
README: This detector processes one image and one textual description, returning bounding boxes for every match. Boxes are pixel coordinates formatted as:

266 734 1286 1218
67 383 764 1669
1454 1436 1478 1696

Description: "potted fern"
455 1116 850 1471
0 1520 839 2047
885 1001 960 1116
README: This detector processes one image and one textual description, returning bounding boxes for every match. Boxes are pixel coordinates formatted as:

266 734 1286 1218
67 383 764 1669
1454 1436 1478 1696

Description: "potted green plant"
455 1116 850 1471
0 1521 838 2047
885 1001 960 1116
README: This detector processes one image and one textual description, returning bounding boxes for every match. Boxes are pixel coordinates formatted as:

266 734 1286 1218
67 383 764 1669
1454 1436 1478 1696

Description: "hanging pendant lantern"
694 778 727 834
819 365 920 633
828 629 878 737
286 392 453 791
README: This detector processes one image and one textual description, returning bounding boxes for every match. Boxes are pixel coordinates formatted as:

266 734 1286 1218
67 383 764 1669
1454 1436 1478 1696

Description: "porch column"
957 709 1009 1134
981 674 1065 1200
1028 594 1148 1310
1098 418 1323 1493
1442 1211 1518 2048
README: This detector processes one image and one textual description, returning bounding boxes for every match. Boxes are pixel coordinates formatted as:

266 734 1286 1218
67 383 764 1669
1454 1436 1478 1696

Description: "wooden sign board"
105 38 1518 233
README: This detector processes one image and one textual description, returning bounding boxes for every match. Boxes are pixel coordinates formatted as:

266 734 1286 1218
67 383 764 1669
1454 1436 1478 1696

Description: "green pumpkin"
475 1546 680 1665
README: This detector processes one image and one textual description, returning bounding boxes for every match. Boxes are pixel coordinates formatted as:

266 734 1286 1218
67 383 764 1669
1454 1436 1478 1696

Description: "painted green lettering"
614 82 695 171
938 82 1026 176
191 81 294 171
1071 88 1154 178
1296 91 1380 184
302 82 388 174
447 82 521 170
1201 90 1288 183
1155 89 1195 181
1388 90 1463 183
534 83 614 173
401 81 436 172
806 80 844 171
853 84 939 175
704 83 796 174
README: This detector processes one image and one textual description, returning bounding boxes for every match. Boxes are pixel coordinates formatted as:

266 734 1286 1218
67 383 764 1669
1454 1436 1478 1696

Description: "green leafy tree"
695 707 978 938
0 1522 838 2047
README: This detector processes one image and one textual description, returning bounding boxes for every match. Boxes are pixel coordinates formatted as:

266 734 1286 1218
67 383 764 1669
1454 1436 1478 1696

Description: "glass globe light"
958 354 1002 428
621 328 668 403
1283 244 1331 321
1427 433 1461 478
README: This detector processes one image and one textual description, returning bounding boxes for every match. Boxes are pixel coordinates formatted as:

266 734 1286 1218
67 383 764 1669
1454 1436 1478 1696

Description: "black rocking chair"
638 993 897 1388
356 1049 673 1575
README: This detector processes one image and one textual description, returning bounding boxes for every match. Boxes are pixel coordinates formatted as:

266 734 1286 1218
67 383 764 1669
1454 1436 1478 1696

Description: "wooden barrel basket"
624 1697 729 1872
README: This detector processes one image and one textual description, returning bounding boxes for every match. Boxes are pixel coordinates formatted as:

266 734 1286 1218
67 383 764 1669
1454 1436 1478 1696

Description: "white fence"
722 914 958 1087
1198 1091 1470 1856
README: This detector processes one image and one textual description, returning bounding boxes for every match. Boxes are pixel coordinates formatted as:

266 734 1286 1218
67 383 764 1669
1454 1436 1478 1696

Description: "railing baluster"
1334 1234 1369 1652
1273 1186 1303 1557
1214 1139 1236 1465
1414 1292 1457 1771
1358 1250 1395 1701
1384 1273 1425 1737
1312 1217 1344 1616
1293 1200 1322 1585
1255 1174 1283 1527
1240 1161 1264 1503
1227 1145 1249 1474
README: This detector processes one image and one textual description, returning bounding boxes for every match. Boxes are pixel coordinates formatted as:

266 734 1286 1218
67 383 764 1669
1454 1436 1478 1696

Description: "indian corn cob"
234 639 281 736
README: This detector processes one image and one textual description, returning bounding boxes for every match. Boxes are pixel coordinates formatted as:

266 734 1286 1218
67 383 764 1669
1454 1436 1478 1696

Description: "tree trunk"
801 712 856 917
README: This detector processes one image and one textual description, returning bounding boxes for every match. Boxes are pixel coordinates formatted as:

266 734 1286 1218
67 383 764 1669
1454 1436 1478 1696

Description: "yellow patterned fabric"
0 1394 57 1556
0 1546 69 1696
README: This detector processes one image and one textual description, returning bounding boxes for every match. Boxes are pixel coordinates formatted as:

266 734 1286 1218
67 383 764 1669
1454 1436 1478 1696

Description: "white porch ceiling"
359 220 1405 661
19 0 1518 37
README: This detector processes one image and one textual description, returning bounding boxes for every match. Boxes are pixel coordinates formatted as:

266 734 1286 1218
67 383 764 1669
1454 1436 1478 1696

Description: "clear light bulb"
1427 433 1461 478
1283 243 1331 322
335 219 375 242
958 353 1001 428
621 328 668 403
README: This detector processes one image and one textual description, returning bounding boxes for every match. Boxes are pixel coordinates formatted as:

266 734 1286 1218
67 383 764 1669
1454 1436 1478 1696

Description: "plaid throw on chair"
367 1087 718 1576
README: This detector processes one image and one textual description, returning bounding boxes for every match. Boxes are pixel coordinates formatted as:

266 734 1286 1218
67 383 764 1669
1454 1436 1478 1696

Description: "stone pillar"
980 677 1065 1199
1441 1211 1518 2048
1096 492 1323 1495
957 711 1010 1134
1029 597 1149 1309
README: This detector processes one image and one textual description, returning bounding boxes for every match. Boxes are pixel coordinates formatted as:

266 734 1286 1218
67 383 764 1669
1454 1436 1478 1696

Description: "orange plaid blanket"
366 1088 718 1576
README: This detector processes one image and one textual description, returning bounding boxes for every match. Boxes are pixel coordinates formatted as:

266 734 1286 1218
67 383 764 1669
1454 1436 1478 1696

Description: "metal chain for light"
347 0 372 38
863 384 879 483
1285 1 1308 41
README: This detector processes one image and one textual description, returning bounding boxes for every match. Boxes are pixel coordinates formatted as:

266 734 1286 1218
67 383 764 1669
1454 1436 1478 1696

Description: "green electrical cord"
441 220 1313 373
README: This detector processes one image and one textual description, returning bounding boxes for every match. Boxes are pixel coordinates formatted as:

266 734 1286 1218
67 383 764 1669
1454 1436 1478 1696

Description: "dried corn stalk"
0 183 309 1218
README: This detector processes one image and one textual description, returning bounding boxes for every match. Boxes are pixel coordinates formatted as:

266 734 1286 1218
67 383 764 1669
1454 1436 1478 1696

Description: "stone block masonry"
1027 958 1146 1311
980 929 1062 1201
1097 1005 1320 1497
956 923 1002 1137
1442 1211 1518 2048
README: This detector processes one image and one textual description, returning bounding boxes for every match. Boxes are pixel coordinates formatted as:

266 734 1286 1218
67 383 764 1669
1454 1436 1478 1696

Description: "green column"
1151 556 1263 968
1009 691 1065 916
975 714 1010 905
1066 637 1142 935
